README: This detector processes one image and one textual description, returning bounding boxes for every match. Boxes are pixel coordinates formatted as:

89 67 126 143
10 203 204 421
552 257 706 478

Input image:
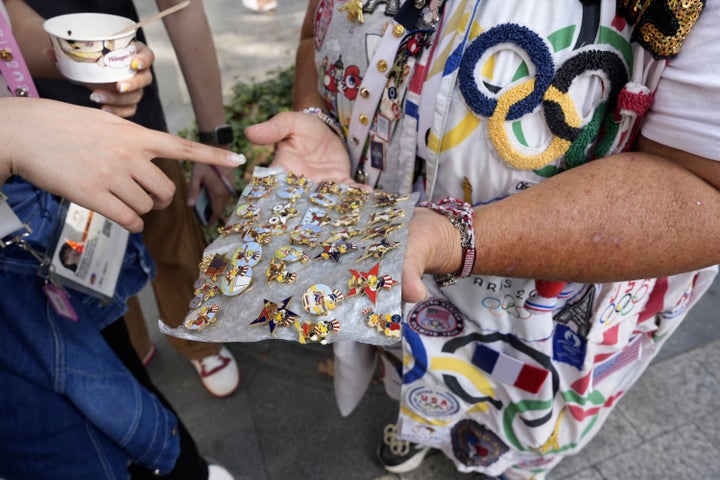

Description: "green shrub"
181 65 295 241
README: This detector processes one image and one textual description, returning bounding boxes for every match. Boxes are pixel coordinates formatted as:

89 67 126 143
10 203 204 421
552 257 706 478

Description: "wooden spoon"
111 0 190 36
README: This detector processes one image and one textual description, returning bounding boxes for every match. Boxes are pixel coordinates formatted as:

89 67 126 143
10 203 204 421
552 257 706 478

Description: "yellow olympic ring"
487 79 581 170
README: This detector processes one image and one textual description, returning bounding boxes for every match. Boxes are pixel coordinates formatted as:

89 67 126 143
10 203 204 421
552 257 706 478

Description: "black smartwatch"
198 124 233 145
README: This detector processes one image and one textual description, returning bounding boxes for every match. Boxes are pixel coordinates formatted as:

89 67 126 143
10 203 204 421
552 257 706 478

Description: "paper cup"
43 13 138 84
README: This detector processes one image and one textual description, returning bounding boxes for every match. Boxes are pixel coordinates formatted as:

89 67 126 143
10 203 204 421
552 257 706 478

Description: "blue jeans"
0 180 180 478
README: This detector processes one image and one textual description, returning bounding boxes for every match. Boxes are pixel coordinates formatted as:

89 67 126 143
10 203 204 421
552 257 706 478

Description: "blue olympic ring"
402 325 428 384
459 23 555 120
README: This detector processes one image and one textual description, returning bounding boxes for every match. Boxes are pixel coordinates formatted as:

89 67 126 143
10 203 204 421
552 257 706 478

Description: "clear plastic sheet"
160 166 417 346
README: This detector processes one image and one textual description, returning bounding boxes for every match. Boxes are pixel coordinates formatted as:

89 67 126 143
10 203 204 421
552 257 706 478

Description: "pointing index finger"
149 131 246 167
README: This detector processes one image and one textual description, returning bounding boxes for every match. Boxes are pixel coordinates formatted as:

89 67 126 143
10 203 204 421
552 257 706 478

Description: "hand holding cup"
44 12 154 117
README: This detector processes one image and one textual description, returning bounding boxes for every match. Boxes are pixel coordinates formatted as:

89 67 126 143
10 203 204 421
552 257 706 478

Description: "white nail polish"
89 92 107 103
228 153 246 165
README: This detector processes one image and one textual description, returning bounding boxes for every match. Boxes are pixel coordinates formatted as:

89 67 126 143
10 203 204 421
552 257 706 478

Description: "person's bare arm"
402 145 720 301
293 0 323 111
156 0 233 223
0 97 245 232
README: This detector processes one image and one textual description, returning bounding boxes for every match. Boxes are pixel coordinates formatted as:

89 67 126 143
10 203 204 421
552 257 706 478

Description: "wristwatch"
198 124 233 145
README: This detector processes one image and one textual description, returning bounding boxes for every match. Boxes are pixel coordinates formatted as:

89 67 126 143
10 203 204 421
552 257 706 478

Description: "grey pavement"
136 2 720 479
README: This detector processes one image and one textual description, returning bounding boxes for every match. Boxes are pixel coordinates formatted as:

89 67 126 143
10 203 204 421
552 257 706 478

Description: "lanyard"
349 0 446 186
0 14 36 241
0 12 40 98
0 15 80 320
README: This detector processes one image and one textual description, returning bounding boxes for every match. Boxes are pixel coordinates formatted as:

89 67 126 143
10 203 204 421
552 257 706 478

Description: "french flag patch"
472 343 549 394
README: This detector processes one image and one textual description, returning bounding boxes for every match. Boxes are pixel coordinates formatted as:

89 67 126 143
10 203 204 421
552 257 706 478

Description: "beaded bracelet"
300 107 346 145
418 197 476 287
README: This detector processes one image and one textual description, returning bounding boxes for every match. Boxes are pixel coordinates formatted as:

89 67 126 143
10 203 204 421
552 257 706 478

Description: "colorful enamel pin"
277 185 305 200
301 284 345 316
360 222 402 241
218 221 252 237
184 303 220 331
242 225 272 245
332 212 360 227
220 265 253 295
344 184 369 198
301 207 332 227
356 239 400 262
286 172 309 186
368 207 405 225
309 192 337 208
361 307 402 338
322 226 363 245
347 262 397 304
294 318 341 345
316 181 341 195
244 184 270 199
336 199 365 214
236 203 261 221
266 258 297 284
188 278 221 309
373 191 408 208
201 253 229 281
314 240 357 262
231 241 262 267
290 224 322 247
338 0 364 23
269 202 299 225
260 220 288 237
251 173 279 187
250 297 299 335
275 245 309 264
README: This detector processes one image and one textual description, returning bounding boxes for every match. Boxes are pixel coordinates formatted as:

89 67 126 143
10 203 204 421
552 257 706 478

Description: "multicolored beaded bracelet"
300 107 347 145
418 196 476 287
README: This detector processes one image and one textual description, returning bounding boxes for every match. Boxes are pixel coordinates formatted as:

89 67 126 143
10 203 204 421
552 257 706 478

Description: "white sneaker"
208 464 235 480
241 0 277 13
190 346 240 397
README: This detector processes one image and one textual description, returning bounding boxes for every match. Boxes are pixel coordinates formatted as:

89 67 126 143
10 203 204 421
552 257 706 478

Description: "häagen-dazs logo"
103 45 136 68
407 386 460 417
408 298 464 337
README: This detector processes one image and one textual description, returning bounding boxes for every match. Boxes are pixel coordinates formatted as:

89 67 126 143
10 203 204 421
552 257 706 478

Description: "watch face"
216 125 234 145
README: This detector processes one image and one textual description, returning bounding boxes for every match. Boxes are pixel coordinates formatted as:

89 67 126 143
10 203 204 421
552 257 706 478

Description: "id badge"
370 140 385 171
49 201 128 300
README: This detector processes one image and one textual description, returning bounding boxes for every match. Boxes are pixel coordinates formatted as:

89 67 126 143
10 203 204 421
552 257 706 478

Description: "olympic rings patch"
407 298 465 337
458 22 629 170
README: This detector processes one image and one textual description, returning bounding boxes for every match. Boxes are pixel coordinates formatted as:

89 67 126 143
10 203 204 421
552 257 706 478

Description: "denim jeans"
0 180 180 478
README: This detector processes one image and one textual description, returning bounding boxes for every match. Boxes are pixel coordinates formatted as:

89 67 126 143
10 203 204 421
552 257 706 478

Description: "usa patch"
407 298 464 337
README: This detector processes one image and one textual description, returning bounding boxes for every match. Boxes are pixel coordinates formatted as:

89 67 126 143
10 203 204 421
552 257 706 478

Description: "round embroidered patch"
407 298 464 337
451 419 509 468
406 385 461 418
313 0 332 51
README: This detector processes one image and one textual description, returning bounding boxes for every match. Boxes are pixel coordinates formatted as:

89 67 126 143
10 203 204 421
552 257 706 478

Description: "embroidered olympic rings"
458 23 629 170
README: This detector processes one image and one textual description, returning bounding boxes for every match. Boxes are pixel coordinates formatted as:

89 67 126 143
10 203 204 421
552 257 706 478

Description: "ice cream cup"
43 13 138 84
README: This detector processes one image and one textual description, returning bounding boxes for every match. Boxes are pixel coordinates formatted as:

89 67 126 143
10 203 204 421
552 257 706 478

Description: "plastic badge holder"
161 166 417 346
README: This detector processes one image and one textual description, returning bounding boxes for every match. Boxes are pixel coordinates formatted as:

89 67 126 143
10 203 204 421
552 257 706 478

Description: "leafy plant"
180 65 295 241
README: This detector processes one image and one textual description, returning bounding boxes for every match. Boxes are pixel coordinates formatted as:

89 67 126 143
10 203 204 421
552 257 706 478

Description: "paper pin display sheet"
161 167 417 346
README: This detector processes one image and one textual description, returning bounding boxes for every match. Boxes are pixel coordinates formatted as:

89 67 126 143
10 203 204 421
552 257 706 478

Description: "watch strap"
198 124 233 145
